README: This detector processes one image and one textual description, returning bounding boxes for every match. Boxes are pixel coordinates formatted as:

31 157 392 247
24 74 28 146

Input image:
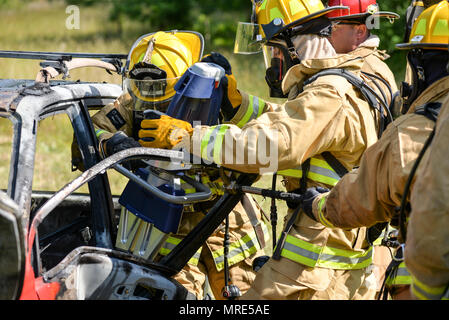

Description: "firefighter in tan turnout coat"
139 0 399 300
304 1 449 299
71 30 270 300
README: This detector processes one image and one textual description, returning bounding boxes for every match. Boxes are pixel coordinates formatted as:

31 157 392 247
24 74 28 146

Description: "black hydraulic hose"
270 173 278 251
223 215 230 287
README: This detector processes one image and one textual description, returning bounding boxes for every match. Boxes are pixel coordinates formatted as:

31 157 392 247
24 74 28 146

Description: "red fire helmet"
326 0 399 20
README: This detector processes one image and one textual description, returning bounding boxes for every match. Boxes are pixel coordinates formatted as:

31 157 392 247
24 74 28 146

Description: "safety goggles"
123 76 180 111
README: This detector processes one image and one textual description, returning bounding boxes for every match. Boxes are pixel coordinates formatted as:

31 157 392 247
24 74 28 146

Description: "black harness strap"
300 158 311 193
321 151 349 178
303 68 393 138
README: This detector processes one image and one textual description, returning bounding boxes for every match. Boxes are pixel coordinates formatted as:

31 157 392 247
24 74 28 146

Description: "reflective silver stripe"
213 237 258 267
283 241 320 261
200 125 230 164
236 95 266 128
278 158 342 186
443 288 449 300
319 250 373 267
411 274 448 300
212 230 262 271
412 282 446 300
204 126 221 162
311 165 341 181
162 241 176 251
280 234 373 269
286 163 341 181
160 239 201 263
251 96 261 121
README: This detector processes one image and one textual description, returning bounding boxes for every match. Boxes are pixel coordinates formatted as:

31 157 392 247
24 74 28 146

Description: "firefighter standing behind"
303 1 449 299
72 30 271 300
319 0 400 295
406 75 449 301
140 0 396 300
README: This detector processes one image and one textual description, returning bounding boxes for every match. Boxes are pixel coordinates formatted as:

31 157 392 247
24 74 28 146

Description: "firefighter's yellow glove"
138 115 193 149
201 52 242 120
226 74 242 109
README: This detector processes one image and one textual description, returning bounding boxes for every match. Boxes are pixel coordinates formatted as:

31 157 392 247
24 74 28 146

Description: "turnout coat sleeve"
189 68 364 174
311 113 435 229
310 76 449 230
90 92 135 142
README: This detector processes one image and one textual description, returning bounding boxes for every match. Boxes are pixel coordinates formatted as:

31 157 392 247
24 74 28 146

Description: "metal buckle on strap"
392 243 405 262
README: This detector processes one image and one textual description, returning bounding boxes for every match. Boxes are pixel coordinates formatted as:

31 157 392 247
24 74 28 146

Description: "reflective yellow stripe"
200 127 215 161
211 225 269 272
200 125 230 164
443 289 449 300
385 262 411 286
411 274 448 300
433 19 449 36
270 7 285 22
373 236 383 246
279 234 373 270
278 157 342 187
236 95 266 128
317 195 335 228
290 0 305 16
159 236 202 266
95 129 108 139
415 19 427 35
182 176 224 196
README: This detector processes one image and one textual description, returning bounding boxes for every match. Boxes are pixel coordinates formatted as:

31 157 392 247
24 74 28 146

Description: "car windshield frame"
0 110 21 200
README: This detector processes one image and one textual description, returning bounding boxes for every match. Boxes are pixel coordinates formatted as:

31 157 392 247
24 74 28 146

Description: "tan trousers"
373 245 393 297
240 257 377 300
173 244 265 300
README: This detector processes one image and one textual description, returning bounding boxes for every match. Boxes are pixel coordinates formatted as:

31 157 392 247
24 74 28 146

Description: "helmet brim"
396 42 449 50
328 11 400 21
271 6 349 38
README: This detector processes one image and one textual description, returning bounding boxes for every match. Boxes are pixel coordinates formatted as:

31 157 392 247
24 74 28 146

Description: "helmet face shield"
123 76 181 112
234 22 264 54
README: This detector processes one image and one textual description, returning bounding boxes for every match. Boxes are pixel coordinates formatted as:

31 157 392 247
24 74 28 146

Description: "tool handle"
143 109 166 120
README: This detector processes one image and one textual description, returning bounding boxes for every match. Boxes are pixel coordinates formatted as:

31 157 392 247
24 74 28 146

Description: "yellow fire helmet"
255 0 347 39
123 30 204 111
234 0 347 54
396 0 449 51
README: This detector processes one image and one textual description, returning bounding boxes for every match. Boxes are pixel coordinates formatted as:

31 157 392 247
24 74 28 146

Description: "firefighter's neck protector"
265 30 336 98
401 49 449 114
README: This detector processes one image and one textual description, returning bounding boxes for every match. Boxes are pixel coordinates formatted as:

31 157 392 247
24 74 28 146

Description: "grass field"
0 1 288 250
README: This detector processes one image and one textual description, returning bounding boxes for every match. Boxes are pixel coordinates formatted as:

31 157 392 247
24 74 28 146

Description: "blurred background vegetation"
0 0 414 244
0 0 412 84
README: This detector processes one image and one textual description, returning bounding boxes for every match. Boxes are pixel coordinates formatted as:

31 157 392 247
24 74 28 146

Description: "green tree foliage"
64 0 425 81
0 0 31 8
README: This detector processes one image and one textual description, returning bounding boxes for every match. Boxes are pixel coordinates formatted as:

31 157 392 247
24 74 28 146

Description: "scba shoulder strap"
303 68 395 139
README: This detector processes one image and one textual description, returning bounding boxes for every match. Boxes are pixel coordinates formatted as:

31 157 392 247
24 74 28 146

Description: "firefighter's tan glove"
138 115 193 149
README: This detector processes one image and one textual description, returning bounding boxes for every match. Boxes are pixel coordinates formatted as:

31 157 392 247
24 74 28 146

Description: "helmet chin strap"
282 31 302 66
